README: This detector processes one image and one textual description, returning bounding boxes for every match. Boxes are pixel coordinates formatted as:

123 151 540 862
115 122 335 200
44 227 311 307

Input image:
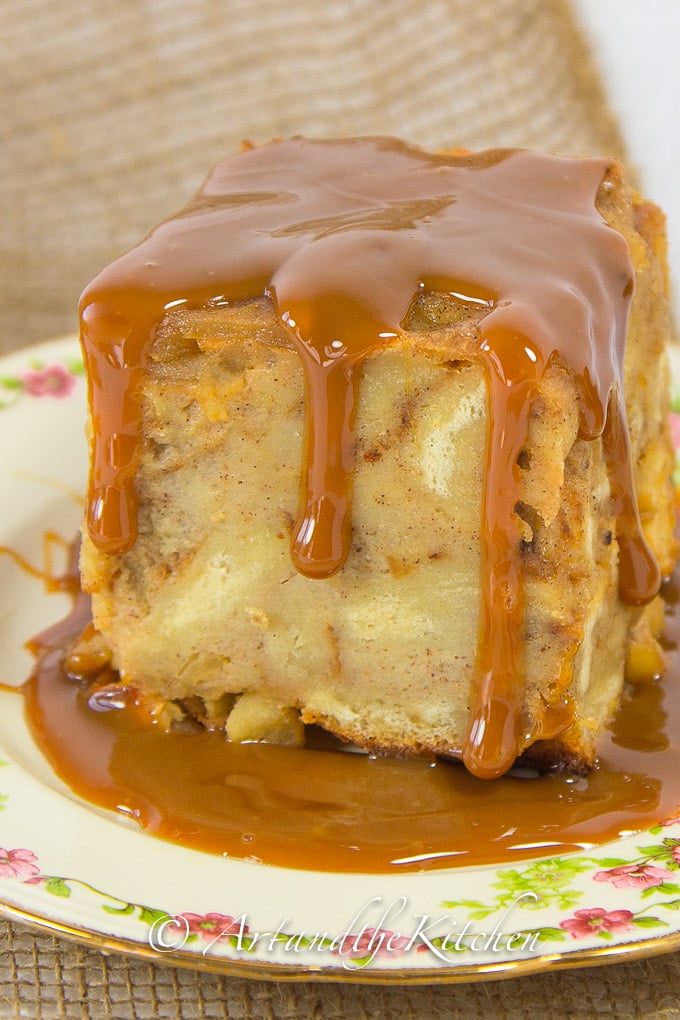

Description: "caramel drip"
0 532 79 596
464 331 540 777
79 137 660 777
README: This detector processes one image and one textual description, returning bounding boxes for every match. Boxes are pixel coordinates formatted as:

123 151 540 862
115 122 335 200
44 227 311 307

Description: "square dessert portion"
78 137 678 779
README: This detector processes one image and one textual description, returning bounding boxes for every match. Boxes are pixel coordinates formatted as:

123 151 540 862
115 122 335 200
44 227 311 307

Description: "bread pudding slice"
78 138 678 777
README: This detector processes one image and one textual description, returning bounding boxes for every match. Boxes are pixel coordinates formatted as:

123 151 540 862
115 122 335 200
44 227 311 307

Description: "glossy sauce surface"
21 563 680 874
79 137 660 776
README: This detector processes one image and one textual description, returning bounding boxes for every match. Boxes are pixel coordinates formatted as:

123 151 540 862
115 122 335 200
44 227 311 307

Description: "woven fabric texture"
1 0 622 352
3 1 672 1018
3 920 680 1020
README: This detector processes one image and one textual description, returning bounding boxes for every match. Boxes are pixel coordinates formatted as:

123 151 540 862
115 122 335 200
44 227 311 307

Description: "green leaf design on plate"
139 906 171 926
637 843 670 856
633 916 667 928
530 926 568 943
102 903 135 916
45 878 71 898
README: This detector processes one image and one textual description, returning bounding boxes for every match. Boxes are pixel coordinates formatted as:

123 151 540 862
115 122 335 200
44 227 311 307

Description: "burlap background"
1 0 624 353
3 0 678 1017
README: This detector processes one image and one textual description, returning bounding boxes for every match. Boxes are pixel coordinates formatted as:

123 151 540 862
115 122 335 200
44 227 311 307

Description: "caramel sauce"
0 532 79 595
19 561 680 874
78 137 661 777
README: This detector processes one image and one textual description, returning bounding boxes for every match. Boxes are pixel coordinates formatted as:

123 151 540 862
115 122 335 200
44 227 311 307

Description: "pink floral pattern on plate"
0 848 40 881
0 357 83 408
0 828 679 969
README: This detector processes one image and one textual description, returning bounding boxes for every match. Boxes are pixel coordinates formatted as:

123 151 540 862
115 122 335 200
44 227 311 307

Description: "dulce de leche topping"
79 136 661 778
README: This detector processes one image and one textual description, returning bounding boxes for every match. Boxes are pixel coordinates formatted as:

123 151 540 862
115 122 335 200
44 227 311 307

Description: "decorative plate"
2 336 680 984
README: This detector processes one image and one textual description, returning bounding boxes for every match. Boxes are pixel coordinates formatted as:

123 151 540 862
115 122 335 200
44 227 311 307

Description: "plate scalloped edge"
2 336 680 984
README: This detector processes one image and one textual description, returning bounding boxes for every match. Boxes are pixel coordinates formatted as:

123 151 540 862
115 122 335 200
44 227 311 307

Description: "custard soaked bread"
78 138 677 778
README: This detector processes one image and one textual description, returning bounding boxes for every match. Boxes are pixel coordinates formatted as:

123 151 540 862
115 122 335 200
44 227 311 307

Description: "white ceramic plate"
2 336 680 983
